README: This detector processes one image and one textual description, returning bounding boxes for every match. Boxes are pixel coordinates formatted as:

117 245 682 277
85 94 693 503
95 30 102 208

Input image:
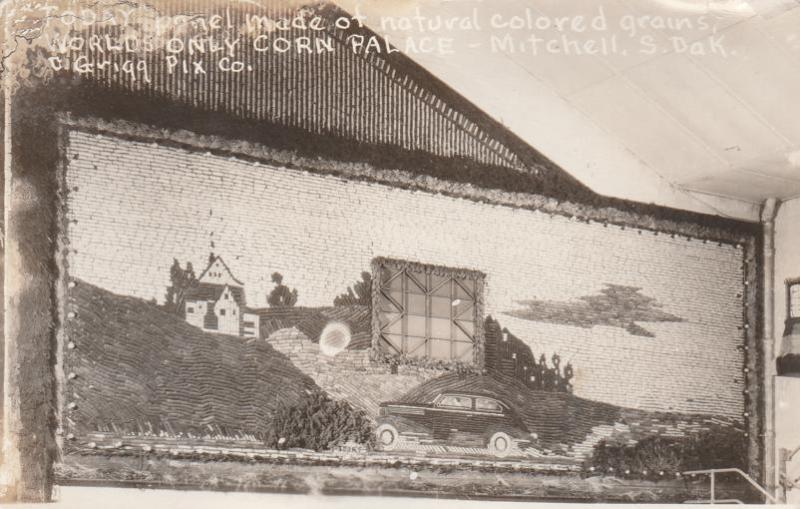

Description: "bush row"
587 426 747 480
264 389 375 451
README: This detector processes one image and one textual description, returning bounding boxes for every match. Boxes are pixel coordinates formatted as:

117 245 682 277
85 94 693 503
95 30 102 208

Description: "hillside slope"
67 280 319 437
396 372 734 454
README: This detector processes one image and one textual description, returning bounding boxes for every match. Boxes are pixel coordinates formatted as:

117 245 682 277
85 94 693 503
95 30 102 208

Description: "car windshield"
436 395 472 409
474 397 503 412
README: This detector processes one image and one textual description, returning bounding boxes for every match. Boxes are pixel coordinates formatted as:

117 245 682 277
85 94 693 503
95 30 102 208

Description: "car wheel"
487 431 513 458
376 423 400 451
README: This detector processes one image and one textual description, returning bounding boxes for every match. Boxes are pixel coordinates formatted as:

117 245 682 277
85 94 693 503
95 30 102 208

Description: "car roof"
437 392 493 399
434 393 508 406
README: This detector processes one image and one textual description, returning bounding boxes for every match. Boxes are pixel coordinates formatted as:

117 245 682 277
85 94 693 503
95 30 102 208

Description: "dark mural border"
2 79 766 502
745 234 765 482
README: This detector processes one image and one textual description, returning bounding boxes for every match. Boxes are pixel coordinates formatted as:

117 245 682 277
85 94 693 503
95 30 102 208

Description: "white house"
183 256 260 337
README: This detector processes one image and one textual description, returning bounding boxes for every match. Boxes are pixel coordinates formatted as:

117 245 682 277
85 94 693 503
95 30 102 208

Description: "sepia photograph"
0 0 798 506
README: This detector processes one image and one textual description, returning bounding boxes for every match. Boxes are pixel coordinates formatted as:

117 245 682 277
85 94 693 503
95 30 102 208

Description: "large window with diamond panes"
372 258 484 364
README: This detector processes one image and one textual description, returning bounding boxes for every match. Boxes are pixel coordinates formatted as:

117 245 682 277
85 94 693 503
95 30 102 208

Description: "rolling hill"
66 280 319 438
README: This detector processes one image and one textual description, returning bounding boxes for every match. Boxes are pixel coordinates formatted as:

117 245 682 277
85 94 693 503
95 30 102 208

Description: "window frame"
474 396 505 413
787 278 800 321
434 394 474 410
371 257 485 367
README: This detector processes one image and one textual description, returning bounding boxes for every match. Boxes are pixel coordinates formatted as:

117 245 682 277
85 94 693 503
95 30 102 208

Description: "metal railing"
683 468 778 505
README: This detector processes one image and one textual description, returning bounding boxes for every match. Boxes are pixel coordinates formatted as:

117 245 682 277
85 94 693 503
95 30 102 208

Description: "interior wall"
774 196 800 503
774 197 800 338
776 377 800 504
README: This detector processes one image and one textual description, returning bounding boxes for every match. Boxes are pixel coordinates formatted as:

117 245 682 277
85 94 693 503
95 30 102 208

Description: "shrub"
682 426 748 471
264 389 375 451
369 348 483 376
587 426 747 480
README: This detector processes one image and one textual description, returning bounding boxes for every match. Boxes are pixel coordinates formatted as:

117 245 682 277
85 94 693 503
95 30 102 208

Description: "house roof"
185 283 246 307
197 255 245 287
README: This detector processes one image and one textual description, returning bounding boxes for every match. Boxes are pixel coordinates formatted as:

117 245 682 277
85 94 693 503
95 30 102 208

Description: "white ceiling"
340 0 800 221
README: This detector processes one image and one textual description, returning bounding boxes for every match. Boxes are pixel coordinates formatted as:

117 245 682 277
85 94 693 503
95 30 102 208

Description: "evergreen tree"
165 259 197 315
333 272 372 306
267 272 298 308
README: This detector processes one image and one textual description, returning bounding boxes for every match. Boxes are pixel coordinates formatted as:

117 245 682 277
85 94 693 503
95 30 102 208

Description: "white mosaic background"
65 129 746 418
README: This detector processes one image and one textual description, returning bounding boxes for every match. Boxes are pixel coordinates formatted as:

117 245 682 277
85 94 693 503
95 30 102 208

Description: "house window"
220 309 226 316
373 258 484 364
789 279 800 319
187 306 194 314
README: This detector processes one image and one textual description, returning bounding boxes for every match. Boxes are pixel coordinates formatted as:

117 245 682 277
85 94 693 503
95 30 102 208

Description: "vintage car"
375 392 533 457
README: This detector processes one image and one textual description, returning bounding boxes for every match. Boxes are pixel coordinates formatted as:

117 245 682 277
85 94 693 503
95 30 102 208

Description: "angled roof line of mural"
19 0 761 231
197 255 245 286
36 0 593 202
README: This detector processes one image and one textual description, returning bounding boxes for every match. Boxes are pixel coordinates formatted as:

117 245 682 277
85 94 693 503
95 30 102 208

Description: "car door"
431 394 474 442
472 396 513 435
